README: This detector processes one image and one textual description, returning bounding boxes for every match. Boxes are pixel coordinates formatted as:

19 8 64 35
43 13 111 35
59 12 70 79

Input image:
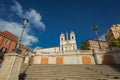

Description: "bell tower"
70 31 77 50
70 31 75 40
60 31 77 52
60 33 65 51
60 33 65 43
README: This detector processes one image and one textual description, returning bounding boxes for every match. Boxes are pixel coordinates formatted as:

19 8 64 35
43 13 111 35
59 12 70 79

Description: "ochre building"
87 40 108 50
105 24 120 43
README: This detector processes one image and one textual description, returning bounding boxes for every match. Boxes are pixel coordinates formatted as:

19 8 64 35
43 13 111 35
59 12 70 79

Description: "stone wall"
0 53 23 80
25 49 120 64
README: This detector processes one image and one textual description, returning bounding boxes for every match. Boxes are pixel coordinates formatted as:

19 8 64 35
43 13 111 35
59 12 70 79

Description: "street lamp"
92 25 102 49
13 18 29 54
19 18 29 48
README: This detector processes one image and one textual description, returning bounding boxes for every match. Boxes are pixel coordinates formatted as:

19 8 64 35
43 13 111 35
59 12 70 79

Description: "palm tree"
92 25 102 49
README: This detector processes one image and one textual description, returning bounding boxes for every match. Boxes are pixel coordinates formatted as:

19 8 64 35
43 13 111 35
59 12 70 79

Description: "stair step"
19 64 120 80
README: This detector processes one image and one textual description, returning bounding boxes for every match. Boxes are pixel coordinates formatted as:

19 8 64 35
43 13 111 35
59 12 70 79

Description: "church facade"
24 31 120 64
34 31 77 53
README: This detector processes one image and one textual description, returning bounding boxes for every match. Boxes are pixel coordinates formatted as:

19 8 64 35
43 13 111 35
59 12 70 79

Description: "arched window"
82 56 92 64
72 36 74 39
41 57 48 64
56 57 63 64
61 38 63 41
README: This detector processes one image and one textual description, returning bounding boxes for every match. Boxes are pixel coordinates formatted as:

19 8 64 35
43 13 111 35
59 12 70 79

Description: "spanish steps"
19 64 120 80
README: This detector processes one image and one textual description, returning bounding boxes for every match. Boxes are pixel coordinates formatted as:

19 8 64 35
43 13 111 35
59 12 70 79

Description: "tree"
80 41 90 50
92 25 102 49
109 40 120 47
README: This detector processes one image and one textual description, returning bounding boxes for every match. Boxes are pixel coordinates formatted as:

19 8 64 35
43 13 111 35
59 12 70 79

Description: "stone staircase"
19 64 120 80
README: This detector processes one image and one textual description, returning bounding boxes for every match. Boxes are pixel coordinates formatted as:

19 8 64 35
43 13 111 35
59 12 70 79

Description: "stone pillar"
24 56 29 64
0 53 23 80
91 50 98 64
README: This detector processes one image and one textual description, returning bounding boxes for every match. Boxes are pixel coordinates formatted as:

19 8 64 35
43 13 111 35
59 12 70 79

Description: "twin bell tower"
60 31 77 52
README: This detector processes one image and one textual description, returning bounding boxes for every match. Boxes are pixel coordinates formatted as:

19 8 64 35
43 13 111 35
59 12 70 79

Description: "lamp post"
92 25 102 64
92 25 102 49
18 18 29 50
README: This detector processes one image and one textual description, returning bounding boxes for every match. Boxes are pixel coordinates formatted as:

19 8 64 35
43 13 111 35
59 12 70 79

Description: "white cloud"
0 0 46 47
22 31 38 46
0 19 38 46
99 34 106 41
11 1 45 30
25 9 45 30
11 1 23 17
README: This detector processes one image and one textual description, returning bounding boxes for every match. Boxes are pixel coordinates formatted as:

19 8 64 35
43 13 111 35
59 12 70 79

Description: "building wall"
34 47 59 53
25 49 120 64
0 36 4 47
25 55 95 64
105 24 120 42
87 40 108 50
0 36 17 53
8 41 17 53
0 37 9 51
0 31 18 53
64 55 78 64
19 45 29 55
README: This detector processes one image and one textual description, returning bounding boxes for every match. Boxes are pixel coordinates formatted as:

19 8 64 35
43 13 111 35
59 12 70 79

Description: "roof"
87 39 107 43
0 30 18 42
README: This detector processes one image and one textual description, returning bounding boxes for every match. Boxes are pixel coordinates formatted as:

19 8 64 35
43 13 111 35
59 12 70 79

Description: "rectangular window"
1 47 7 53
4 39 10 44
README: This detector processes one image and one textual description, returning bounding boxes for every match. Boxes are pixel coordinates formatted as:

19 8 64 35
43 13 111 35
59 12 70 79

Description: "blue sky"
0 0 120 49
